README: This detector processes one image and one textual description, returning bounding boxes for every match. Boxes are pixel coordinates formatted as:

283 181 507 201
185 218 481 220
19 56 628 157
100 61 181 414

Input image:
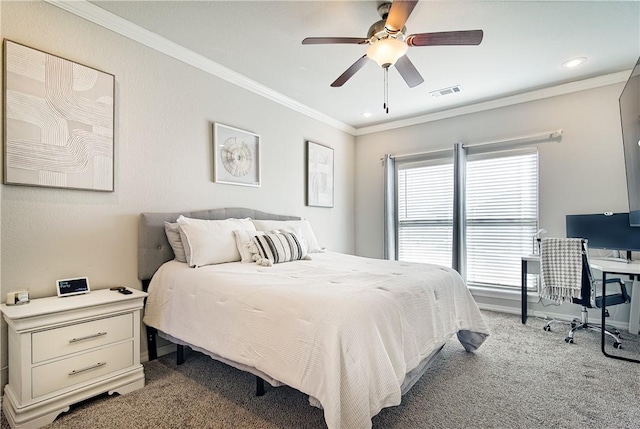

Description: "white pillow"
164 222 187 263
233 229 265 263
252 219 322 253
176 216 256 267
178 226 192 265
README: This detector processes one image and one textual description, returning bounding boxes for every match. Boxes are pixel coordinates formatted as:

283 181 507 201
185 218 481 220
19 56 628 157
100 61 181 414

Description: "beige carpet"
2 310 639 428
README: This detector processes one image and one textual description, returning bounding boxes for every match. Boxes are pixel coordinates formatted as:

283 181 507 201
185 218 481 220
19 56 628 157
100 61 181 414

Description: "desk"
520 255 540 324
592 259 640 363
521 255 639 363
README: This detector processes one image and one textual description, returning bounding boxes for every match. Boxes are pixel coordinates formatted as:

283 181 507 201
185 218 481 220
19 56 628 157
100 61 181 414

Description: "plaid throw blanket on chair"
539 237 583 302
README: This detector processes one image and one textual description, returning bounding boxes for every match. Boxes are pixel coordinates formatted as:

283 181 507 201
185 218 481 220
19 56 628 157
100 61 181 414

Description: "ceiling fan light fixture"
366 38 408 68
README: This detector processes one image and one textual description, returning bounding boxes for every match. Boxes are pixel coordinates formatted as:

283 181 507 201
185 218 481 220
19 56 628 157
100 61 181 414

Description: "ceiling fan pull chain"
383 67 386 112
384 66 389 114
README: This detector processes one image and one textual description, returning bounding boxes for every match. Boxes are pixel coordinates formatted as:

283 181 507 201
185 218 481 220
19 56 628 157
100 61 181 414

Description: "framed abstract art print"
307 141 333 208
213 122 261 187
3 40 115 191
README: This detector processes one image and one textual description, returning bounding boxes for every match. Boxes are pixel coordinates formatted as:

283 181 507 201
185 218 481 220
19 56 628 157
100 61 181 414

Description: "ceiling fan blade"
407 30 484 46
302 37 368 45
395 55 424 88
331 55 369 87
385 0 419 33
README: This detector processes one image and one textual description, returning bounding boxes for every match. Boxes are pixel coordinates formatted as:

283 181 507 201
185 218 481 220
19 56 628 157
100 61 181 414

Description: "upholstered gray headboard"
138 207 301 281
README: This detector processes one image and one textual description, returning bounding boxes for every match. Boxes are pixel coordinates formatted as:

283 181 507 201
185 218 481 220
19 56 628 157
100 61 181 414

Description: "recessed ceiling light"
561 57 587 69
362 112 372 118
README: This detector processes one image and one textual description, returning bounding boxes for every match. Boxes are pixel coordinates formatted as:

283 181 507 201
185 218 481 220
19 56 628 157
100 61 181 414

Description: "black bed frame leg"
256 376 265 396
146 326 158 361
142 280 159 362
177 344 185 365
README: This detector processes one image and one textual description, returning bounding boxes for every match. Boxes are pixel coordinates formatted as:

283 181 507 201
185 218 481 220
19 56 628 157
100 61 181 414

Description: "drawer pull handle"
68 361 106 376
69 332 107 343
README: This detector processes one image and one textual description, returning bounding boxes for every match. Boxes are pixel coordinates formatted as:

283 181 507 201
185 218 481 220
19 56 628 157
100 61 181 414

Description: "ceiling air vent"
430 85 462 98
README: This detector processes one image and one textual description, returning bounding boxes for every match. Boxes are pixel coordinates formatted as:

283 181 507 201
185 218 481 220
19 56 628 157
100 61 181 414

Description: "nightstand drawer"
32 313 133 363
31 340 134 398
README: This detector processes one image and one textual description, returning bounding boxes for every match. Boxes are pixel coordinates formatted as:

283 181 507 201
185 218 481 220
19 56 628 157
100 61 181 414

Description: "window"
395 148 538 289
397 160 453 267
466 150 538 288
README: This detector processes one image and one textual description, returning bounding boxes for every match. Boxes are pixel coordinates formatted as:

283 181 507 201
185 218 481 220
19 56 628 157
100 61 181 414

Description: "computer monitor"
565 212 640 253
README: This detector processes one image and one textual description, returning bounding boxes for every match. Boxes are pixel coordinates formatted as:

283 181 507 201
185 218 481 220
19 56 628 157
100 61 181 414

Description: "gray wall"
0 1 355 388
354 83 631 320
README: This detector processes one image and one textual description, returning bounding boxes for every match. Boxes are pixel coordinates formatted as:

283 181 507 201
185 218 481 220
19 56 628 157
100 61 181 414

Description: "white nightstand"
1 288 148 429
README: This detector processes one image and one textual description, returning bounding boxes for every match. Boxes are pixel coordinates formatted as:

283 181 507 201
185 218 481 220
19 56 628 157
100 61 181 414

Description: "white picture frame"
213 123 261 187
307 141 334 208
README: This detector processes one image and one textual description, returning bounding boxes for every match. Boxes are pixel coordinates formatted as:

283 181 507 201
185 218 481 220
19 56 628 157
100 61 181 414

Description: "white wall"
0 1 355 388
355 83 628 256
354 83 631 321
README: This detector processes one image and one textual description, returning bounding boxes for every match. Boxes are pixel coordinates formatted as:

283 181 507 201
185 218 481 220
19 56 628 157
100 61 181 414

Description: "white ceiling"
90 0 640 131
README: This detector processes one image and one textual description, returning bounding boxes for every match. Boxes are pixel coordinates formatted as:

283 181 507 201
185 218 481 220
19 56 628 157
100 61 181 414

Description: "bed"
139 207 489 429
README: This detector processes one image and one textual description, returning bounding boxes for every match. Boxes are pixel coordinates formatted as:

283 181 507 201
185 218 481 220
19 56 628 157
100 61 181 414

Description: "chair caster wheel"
613 342 622 349
543 325 551 331
565 337 574 343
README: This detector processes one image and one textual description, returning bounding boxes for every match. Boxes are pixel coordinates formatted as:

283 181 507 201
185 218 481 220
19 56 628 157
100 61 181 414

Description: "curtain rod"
463 129 562 149
385 129 562 160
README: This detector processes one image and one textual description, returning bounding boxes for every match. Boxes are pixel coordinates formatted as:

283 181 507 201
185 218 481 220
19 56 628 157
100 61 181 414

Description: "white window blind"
397 161 454 268
396 149 538 289
466 150 538 288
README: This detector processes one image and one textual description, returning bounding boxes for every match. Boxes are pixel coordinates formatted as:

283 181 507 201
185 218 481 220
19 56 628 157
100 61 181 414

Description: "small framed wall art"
213 123 261 187
3 40 115 191
307 141 334 208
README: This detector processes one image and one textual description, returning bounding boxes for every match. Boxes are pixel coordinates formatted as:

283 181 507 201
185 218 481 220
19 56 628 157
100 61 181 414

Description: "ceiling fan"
302 0 483 98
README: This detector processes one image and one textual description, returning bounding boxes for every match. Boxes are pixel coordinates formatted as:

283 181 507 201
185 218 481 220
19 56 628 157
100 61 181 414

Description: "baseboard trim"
476 302 630 331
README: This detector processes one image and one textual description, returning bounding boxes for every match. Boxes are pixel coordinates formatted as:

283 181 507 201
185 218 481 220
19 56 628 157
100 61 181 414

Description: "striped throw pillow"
249 232 310 266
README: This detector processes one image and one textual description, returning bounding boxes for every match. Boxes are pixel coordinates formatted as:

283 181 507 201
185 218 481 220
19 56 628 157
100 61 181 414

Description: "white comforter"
143 252 489 429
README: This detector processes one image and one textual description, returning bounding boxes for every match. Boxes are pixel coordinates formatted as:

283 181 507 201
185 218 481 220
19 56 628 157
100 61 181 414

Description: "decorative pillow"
248 232 311 266
233 229 265 263
176 216 256 267
251 219 322 253
178 226 192 266
164 222 187 263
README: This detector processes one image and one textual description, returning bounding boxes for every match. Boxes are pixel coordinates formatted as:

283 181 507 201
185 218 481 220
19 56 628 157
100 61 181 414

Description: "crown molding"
355 70 631 136
44 0 357 135
45 0 630 138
